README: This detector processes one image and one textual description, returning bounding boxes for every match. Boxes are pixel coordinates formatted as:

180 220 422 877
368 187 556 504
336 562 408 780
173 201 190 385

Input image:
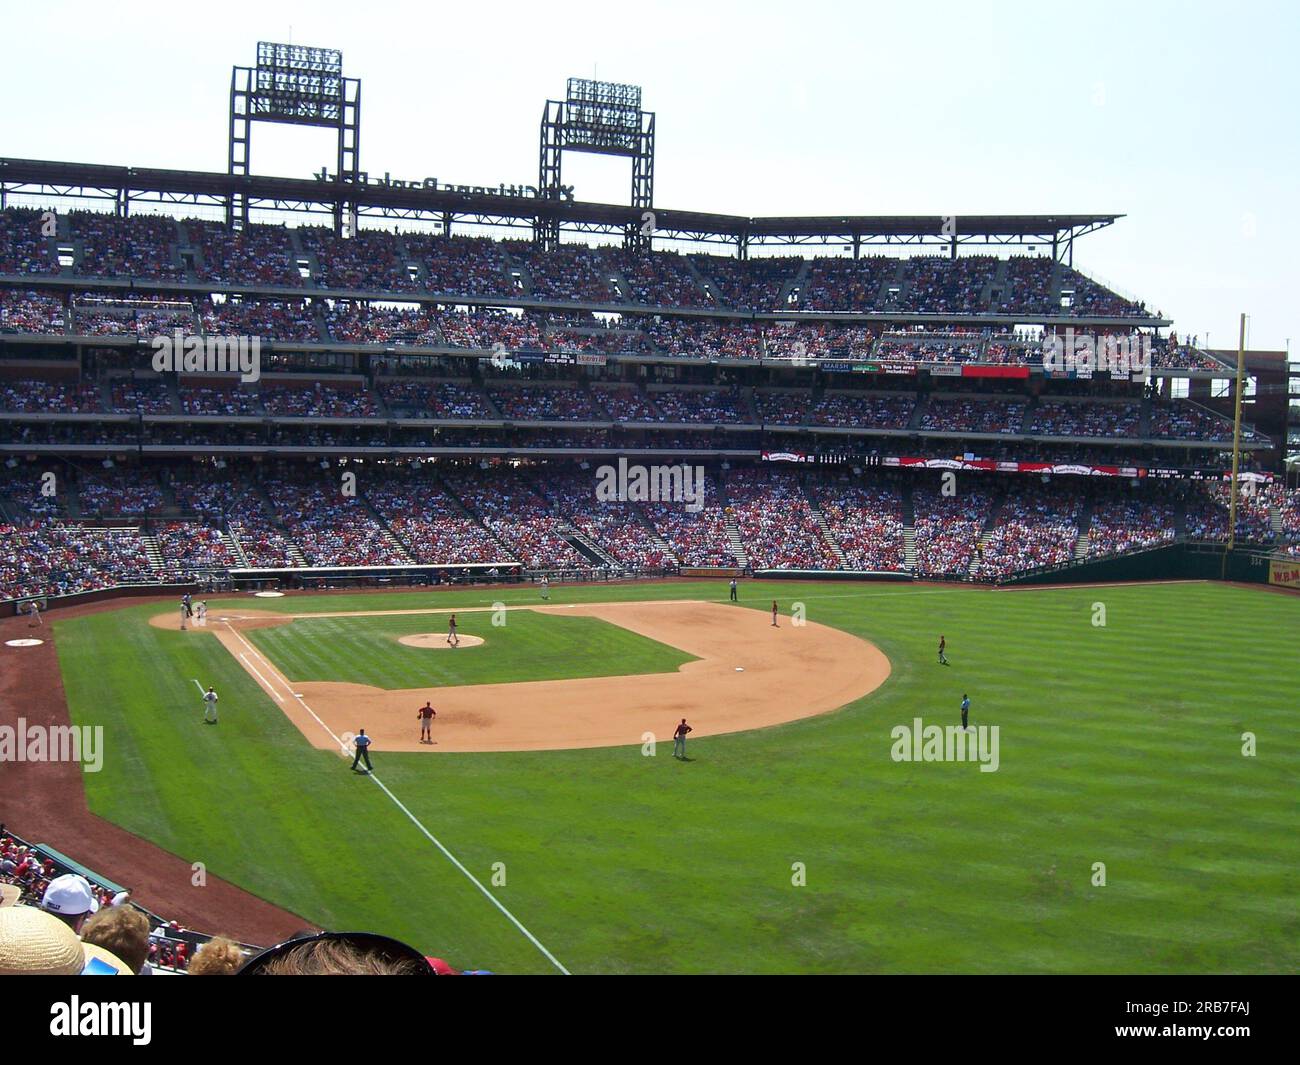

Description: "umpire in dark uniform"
351 729 374 774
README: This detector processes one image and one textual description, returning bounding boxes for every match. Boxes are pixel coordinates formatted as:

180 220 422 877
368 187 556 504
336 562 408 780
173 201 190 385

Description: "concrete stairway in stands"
434 473 515 558
361 497 415 563
803 486 849 568
723 512 749 569
1138 399 1154 437
908 394 928 430
718 469 750 569
1173 500 1189 537
250 483 309 567
1072 498 1096 561
970 490 1008 578
140 530 165 573
562 523 618 567
904 527 919 571
224 526 251 568
633 506 680 563
777 260 811 307
901 486 918 572
680 256 716 305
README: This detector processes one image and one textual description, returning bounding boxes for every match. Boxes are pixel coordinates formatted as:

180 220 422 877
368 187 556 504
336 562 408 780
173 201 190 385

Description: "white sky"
1 0 1296 352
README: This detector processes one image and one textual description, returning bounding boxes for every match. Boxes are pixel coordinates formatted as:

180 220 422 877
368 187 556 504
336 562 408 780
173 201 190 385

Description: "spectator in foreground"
0 905 132 975
187 935 246 975
40 873 99 933
239 931 432 975
80 903 153 975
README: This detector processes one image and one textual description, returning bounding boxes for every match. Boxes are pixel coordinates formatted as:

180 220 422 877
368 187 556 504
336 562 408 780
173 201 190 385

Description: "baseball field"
44 579 1300 974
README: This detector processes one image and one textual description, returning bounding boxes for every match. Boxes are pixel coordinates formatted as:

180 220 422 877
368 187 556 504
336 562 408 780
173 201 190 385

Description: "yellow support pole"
1224 313 1248 575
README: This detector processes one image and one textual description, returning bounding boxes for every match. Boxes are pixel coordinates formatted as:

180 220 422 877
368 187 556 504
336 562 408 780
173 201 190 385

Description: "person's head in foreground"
79 903 152 974
238 931 433 975
187 935 246 975
40 873 99 932
0 904 133 975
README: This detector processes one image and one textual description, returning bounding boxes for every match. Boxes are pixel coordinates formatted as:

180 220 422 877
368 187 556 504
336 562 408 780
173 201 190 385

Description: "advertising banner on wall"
1268 559 1300 589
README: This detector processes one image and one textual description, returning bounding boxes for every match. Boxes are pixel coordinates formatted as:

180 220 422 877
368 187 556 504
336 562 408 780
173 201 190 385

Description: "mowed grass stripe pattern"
54 610 577 973
242 609 696 689
55 581 1300 973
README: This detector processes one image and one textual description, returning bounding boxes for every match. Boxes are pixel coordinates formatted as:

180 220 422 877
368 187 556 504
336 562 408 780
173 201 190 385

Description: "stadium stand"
0 201 1289 601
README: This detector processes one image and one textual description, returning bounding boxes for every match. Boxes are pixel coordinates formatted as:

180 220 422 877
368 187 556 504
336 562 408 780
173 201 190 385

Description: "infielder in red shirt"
673 718 693 760
417 701 437 743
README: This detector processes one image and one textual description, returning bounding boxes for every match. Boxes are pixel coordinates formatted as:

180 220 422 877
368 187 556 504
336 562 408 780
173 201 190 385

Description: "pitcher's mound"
398 633 485 650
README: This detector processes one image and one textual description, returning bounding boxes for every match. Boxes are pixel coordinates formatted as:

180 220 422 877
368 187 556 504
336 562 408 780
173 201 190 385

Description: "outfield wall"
12 548 1293 617
1007 543 1286 587
755 569 914 582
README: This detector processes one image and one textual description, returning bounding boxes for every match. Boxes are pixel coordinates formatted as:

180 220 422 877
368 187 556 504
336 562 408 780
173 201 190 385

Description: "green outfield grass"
242 608 695 689
52 580 1300 974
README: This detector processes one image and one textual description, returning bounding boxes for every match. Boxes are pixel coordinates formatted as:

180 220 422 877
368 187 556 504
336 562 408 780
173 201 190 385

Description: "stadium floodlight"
253 43 344 124
538 78 655 251
562 78 644 154
228 42 361 232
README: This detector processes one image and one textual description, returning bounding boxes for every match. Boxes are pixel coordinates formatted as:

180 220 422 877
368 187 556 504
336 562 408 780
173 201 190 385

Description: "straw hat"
0 905 85 975
0 905 134 975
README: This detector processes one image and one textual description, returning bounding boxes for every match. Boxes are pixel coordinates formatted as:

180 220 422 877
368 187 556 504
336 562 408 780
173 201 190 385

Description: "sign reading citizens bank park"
314 168 576 201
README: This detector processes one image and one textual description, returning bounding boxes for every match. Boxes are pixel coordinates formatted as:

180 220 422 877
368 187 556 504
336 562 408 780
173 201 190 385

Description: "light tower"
538 78 655 251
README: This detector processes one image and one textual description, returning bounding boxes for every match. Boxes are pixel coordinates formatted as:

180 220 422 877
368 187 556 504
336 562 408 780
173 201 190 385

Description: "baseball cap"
41 874 101 917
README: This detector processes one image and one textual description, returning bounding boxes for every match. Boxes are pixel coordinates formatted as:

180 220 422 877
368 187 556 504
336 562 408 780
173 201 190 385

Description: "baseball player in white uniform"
540 576 550 601
196 601 208 625
202 686 219 724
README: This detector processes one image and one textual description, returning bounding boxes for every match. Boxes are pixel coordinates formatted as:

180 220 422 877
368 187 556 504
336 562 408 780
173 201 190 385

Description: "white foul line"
238 654 284 703
364 769 571 975
219 621 570 975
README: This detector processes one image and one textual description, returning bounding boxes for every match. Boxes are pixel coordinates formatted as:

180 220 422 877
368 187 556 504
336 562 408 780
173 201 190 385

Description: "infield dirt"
150 599 891 753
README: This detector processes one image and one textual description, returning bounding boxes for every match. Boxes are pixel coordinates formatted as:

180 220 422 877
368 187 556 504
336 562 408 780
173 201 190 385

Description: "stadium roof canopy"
0 156 1119 259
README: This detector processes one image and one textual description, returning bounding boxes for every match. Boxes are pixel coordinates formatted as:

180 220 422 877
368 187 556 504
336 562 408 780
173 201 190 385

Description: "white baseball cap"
41 874 100 917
